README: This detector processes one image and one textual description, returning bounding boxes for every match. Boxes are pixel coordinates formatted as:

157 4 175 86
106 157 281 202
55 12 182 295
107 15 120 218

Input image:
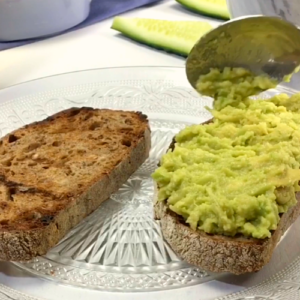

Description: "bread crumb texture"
0 108 148 232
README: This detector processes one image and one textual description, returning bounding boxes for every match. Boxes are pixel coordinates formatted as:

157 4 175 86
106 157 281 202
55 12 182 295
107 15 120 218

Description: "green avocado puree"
152 67 300 239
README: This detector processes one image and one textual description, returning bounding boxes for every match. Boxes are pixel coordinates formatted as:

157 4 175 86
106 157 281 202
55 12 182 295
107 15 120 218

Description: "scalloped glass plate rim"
0 65 298 96
0 66 298 300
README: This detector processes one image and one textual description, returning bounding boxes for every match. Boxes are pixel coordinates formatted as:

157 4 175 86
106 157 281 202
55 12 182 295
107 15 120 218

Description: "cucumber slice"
176 0 230 20
111 17 213 56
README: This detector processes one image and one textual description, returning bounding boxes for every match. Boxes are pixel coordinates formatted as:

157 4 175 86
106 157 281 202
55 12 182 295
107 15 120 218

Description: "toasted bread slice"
0 107 151 261
154 124 300 275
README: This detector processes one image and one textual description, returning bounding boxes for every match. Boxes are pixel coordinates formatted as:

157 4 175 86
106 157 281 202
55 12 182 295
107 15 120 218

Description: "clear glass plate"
0 66 299 300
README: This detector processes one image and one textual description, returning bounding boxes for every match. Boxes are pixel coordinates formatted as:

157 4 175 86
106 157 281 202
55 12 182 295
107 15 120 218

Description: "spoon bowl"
186 15 300 89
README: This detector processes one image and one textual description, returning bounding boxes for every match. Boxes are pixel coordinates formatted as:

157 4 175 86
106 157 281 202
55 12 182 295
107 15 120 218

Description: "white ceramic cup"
0 0 91 42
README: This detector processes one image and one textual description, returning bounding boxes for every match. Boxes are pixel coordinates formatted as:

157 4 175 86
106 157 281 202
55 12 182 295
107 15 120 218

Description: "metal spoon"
186 15 300 89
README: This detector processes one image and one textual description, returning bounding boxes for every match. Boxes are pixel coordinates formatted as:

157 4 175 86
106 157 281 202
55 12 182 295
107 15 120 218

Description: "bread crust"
154 118 300 275
0 107 151 261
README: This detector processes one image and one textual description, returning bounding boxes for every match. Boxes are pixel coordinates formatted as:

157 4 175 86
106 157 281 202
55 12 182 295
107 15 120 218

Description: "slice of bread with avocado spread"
152 68 300 275
153 192 300 274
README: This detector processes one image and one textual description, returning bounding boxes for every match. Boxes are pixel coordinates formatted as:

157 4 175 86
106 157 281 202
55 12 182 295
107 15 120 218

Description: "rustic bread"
154 122 300 275
0 107 151 261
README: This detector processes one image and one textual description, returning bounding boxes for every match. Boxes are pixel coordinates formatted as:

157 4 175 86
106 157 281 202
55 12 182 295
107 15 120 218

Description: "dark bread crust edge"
21 107 149 129
154 118 300 275
0 108 151 261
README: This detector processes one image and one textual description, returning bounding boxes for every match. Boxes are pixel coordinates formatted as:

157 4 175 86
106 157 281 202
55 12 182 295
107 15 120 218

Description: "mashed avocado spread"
152 67 300 239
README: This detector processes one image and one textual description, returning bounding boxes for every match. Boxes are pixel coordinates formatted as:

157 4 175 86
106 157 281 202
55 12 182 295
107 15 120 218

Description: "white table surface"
0 1 297 300
0 0 222 92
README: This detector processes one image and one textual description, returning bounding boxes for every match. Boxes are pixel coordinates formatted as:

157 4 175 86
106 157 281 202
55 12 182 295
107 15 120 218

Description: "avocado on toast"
153 131 300 275
152 68 300 274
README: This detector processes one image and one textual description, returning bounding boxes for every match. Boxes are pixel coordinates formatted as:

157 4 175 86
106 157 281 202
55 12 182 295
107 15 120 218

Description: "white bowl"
0 0 91 42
